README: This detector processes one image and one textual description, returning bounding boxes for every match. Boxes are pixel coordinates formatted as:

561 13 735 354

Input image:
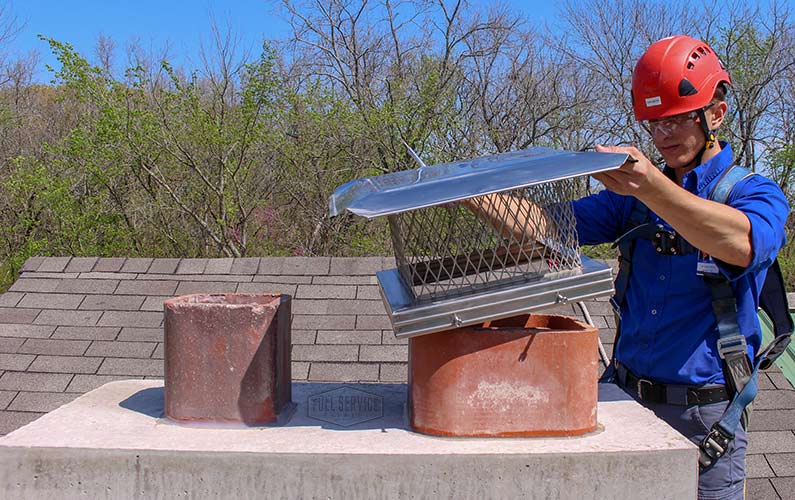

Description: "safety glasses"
644 111 700 136
643 101 719 136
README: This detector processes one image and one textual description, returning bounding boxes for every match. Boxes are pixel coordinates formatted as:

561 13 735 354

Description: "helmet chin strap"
689 108 717 168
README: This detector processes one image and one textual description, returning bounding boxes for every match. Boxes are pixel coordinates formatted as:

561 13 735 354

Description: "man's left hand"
592 145 664 199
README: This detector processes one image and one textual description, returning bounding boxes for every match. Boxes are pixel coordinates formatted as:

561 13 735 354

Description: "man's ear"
709 101 728 129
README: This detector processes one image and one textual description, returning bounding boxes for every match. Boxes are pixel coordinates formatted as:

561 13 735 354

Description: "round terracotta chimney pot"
409 313 598 437
164 293 291 425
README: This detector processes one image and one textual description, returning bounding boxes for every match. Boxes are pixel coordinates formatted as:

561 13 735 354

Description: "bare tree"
710 0 795 170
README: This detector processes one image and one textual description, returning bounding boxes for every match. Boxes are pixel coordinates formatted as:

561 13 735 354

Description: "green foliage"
0 155 136 288
582 243 618 261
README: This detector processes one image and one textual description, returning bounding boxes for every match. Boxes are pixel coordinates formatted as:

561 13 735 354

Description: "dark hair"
713 83 728 102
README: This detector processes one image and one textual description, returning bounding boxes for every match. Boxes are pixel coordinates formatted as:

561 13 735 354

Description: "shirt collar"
662 141 734 193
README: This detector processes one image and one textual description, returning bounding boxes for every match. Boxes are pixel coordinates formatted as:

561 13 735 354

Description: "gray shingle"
380 363 408 383
235 283 297 295
55 279 119 294
18 339 91 356
8 391 79 412
168 274 246 282
0 337 24 353
78 272 137 280
771 477 795 498
28 356 102 374
308 362 379 382
64 257 99 273
204 258 233 274
174 281 238 295
17 293 85 310
316 330 380 345
93 257 126 272
86 341 156 358
19 256 45 272
381 331 407 345
747 431 795 454
356 286 382 300
116 280 178 296
259 257 330 276
359 345 408 362
0 390 16 410
253 275 312 284
141 296 170 311
117 328 162 342
34 310 101 326
750 410 795 432
18 271 78 280
296 284 356 299
580 299 615 316
98 311 162 328
329 257 389 275
747 453 775 478
119 258 153 273
291 330 317 345
0 372 73 392
36 257 71 273
756 389 795 410
280 257 330 276
66 374 136 393
176 258 208 274
79 295 145 311
312 276 375 285
0 324 55 338
292 345 358 362
292 362 310 380
0 353 35 371
292 299 386 315
745 479 778 499
0 292 23 308
0 307 40 324
292 315 355 330
356 315 392 330
768 372 795 391
146 259 181 274
230 258 260 275
98 358 163 376
767 453 795 476
151 343 164 359
51 326 119 341
8 278 60 293
0 410 44 435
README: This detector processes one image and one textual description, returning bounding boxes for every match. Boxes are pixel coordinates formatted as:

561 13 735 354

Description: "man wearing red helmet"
573 36 789 499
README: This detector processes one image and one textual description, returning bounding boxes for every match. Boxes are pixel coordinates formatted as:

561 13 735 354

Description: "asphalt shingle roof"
0 256 792 499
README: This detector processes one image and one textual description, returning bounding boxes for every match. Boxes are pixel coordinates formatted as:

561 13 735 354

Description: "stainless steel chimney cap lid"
328 147 627 218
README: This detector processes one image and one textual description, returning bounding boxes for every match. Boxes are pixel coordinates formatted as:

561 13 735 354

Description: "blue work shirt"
571 143 789 385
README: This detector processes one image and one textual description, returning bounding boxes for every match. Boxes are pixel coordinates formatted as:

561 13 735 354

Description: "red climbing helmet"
632 35 731 121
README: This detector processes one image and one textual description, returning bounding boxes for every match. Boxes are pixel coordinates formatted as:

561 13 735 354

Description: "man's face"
646 110 707 169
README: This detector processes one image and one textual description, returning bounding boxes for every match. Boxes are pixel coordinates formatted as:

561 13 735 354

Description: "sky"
4 0 559 83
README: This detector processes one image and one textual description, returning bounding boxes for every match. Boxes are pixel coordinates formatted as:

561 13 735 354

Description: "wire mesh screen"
388 178 582 302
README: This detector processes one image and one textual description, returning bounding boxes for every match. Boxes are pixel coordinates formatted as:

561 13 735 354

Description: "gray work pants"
644 400 746 500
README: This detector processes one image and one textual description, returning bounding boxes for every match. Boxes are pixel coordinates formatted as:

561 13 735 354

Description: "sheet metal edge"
333 151 628 219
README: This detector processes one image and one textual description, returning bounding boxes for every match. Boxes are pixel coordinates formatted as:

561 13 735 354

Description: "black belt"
616 363 730 406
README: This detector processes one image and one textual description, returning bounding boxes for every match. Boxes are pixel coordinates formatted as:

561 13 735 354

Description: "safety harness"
605 164 793 469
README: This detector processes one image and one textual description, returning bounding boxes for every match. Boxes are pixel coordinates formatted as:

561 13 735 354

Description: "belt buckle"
636 378 652 400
